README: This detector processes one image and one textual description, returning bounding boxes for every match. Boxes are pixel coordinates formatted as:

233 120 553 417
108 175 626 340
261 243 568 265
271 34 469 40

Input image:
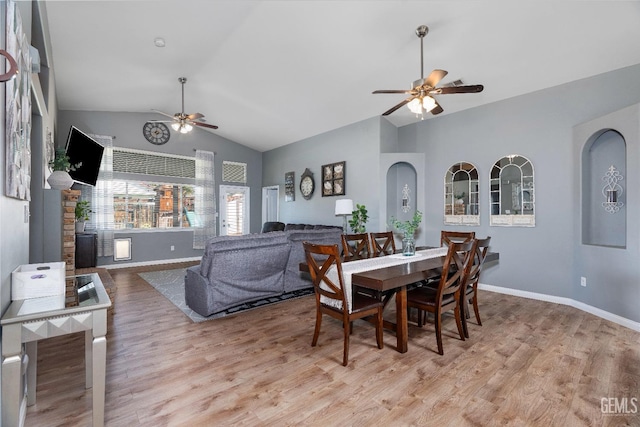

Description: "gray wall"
1 0 55 418
263 63 640 323
402 63 640 322
262 117 383 231
53 110 263 266
573 103 640 323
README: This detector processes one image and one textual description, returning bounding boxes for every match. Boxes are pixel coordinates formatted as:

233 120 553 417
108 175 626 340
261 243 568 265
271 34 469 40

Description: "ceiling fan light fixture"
407 98 422 115
171 122 180 131
407 96 436 116
181 123 193 133
422 96 437 112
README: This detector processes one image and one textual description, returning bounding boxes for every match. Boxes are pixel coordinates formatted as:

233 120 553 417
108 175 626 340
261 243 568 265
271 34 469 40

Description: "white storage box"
11 262 65 300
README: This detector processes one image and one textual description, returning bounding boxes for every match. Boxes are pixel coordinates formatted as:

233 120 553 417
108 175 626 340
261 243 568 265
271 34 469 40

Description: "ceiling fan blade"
147 120 174 124
373 89 415 95
382 97 415 116
187 112 204 120
431 101 444 115
425 69 448 88
434 84 484 94
151 109 177 120
191 121 218 130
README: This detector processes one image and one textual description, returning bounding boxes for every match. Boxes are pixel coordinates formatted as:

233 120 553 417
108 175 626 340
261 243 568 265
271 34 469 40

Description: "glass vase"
402 233 416 256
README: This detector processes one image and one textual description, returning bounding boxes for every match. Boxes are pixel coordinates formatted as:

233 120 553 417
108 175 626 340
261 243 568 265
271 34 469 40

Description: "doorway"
262 185 280 225
219 185 250 236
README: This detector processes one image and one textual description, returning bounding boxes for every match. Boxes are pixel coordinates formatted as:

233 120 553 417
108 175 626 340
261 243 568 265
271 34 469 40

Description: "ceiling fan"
150 77 218 133
373 25 484 118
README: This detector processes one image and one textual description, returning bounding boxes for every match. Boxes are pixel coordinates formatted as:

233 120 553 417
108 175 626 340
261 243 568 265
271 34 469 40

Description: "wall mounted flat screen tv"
65 126 104 186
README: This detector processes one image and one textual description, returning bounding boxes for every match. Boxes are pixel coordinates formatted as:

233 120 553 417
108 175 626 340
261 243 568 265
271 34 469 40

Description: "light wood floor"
25 263 639 426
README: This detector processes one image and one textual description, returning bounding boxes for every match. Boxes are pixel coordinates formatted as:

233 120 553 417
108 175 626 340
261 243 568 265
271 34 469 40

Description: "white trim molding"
103 256 202 270
479 283 640 332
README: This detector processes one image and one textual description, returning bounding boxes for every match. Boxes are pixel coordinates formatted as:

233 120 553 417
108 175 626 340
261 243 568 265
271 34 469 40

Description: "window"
222 161 247 183
110 148 198 231
113 181 196 230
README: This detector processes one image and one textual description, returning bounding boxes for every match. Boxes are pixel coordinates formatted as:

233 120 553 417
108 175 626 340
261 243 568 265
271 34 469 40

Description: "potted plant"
75 200 92 233
348 204 368 233
47 148 80 190
454 191 466 205
389 210 423 256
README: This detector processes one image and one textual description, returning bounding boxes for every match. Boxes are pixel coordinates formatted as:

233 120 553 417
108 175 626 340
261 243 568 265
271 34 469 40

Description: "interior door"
219 185 250 236
261 185 279 225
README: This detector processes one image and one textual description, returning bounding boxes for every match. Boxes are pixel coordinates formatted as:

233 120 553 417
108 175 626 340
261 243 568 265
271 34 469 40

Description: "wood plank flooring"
25 263 640 426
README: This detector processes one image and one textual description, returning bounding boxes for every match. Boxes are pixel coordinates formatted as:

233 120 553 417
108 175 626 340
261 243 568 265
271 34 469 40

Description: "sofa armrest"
185 266 213 317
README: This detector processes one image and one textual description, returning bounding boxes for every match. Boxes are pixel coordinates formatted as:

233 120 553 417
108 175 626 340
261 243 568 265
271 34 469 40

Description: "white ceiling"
43 1 640 152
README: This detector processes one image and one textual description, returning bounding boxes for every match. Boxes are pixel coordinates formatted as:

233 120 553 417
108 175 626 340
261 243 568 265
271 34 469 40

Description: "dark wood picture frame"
321 161 346 197
284 171 295 202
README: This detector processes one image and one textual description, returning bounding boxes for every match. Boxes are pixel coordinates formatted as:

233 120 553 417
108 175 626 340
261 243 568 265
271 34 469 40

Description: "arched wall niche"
379 153 425 244
581 128 626 248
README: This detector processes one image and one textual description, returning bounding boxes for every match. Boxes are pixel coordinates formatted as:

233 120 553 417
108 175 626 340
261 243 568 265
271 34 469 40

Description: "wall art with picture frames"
5 0 32 200
321 161 346 197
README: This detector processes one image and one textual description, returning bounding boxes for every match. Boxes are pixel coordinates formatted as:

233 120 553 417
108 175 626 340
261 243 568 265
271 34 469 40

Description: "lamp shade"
335 199 354 215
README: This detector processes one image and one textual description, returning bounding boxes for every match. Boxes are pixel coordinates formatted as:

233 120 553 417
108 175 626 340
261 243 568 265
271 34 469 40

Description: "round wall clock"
299 168 315 200
143 122 171 145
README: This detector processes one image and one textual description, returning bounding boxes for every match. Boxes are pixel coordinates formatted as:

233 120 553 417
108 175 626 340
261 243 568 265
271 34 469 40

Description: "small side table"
1 273 111 427
76 232 98 268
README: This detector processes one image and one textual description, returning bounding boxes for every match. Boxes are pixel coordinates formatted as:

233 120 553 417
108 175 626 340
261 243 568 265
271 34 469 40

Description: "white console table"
1 273 111 427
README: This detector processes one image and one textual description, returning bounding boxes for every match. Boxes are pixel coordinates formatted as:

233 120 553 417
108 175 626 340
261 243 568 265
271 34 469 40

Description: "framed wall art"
5 0 32 200
284 171 295 201
321 161 346 197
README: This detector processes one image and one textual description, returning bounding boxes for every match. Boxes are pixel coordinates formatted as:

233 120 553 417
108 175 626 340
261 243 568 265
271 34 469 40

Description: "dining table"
300 247 499 354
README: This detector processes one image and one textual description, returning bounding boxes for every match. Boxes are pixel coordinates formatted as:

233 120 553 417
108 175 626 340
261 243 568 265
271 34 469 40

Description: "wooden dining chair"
341 233 372 261
461 236 491 338
303 242 384 366
440 230 476 246
406 239 476 355
370 231 396 257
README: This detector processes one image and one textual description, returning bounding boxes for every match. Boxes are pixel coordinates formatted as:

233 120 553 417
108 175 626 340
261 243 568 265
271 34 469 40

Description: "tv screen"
65 126 104 186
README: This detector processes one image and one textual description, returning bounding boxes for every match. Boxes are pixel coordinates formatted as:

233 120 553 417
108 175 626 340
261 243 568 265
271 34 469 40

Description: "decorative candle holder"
602 165 624 214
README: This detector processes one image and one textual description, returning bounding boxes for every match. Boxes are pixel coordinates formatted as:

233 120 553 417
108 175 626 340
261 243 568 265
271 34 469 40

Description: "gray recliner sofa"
185 227 342 317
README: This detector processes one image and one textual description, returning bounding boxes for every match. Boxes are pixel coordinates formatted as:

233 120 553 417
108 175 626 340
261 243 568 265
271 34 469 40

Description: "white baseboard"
101 256 202 270
479 283 640 332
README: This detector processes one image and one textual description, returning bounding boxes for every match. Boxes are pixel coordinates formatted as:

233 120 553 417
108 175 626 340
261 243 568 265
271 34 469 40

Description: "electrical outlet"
170 245 175 251
580 277 587 287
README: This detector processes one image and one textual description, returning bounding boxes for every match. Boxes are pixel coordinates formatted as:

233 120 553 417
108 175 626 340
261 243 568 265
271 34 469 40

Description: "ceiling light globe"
407 98 422 114
171 123 180 131
422 96 437 112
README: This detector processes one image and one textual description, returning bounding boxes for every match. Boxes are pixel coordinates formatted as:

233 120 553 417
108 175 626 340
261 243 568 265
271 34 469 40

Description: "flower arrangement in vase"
389 210 423 256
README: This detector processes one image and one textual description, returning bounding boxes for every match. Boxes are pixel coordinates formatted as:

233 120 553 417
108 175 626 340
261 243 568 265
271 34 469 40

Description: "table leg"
395 287 408 353
85 330 93 388
26 341 37 405
2 323 23 426
92 309 107 427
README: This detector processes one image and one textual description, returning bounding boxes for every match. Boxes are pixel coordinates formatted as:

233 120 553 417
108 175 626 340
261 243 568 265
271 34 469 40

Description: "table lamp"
335 199 354 233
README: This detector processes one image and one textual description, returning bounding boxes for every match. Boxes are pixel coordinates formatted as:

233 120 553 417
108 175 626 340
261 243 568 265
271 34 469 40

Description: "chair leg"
461 295 470 339
464 294 471 319
434 310 444 355
312 309 322 347
454 303 466 341
472 293 482 326
343 319 351 366
375 309 384 349
417 308 424 327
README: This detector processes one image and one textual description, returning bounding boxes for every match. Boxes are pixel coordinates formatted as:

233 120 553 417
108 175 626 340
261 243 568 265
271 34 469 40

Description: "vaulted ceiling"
44 1 640 152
